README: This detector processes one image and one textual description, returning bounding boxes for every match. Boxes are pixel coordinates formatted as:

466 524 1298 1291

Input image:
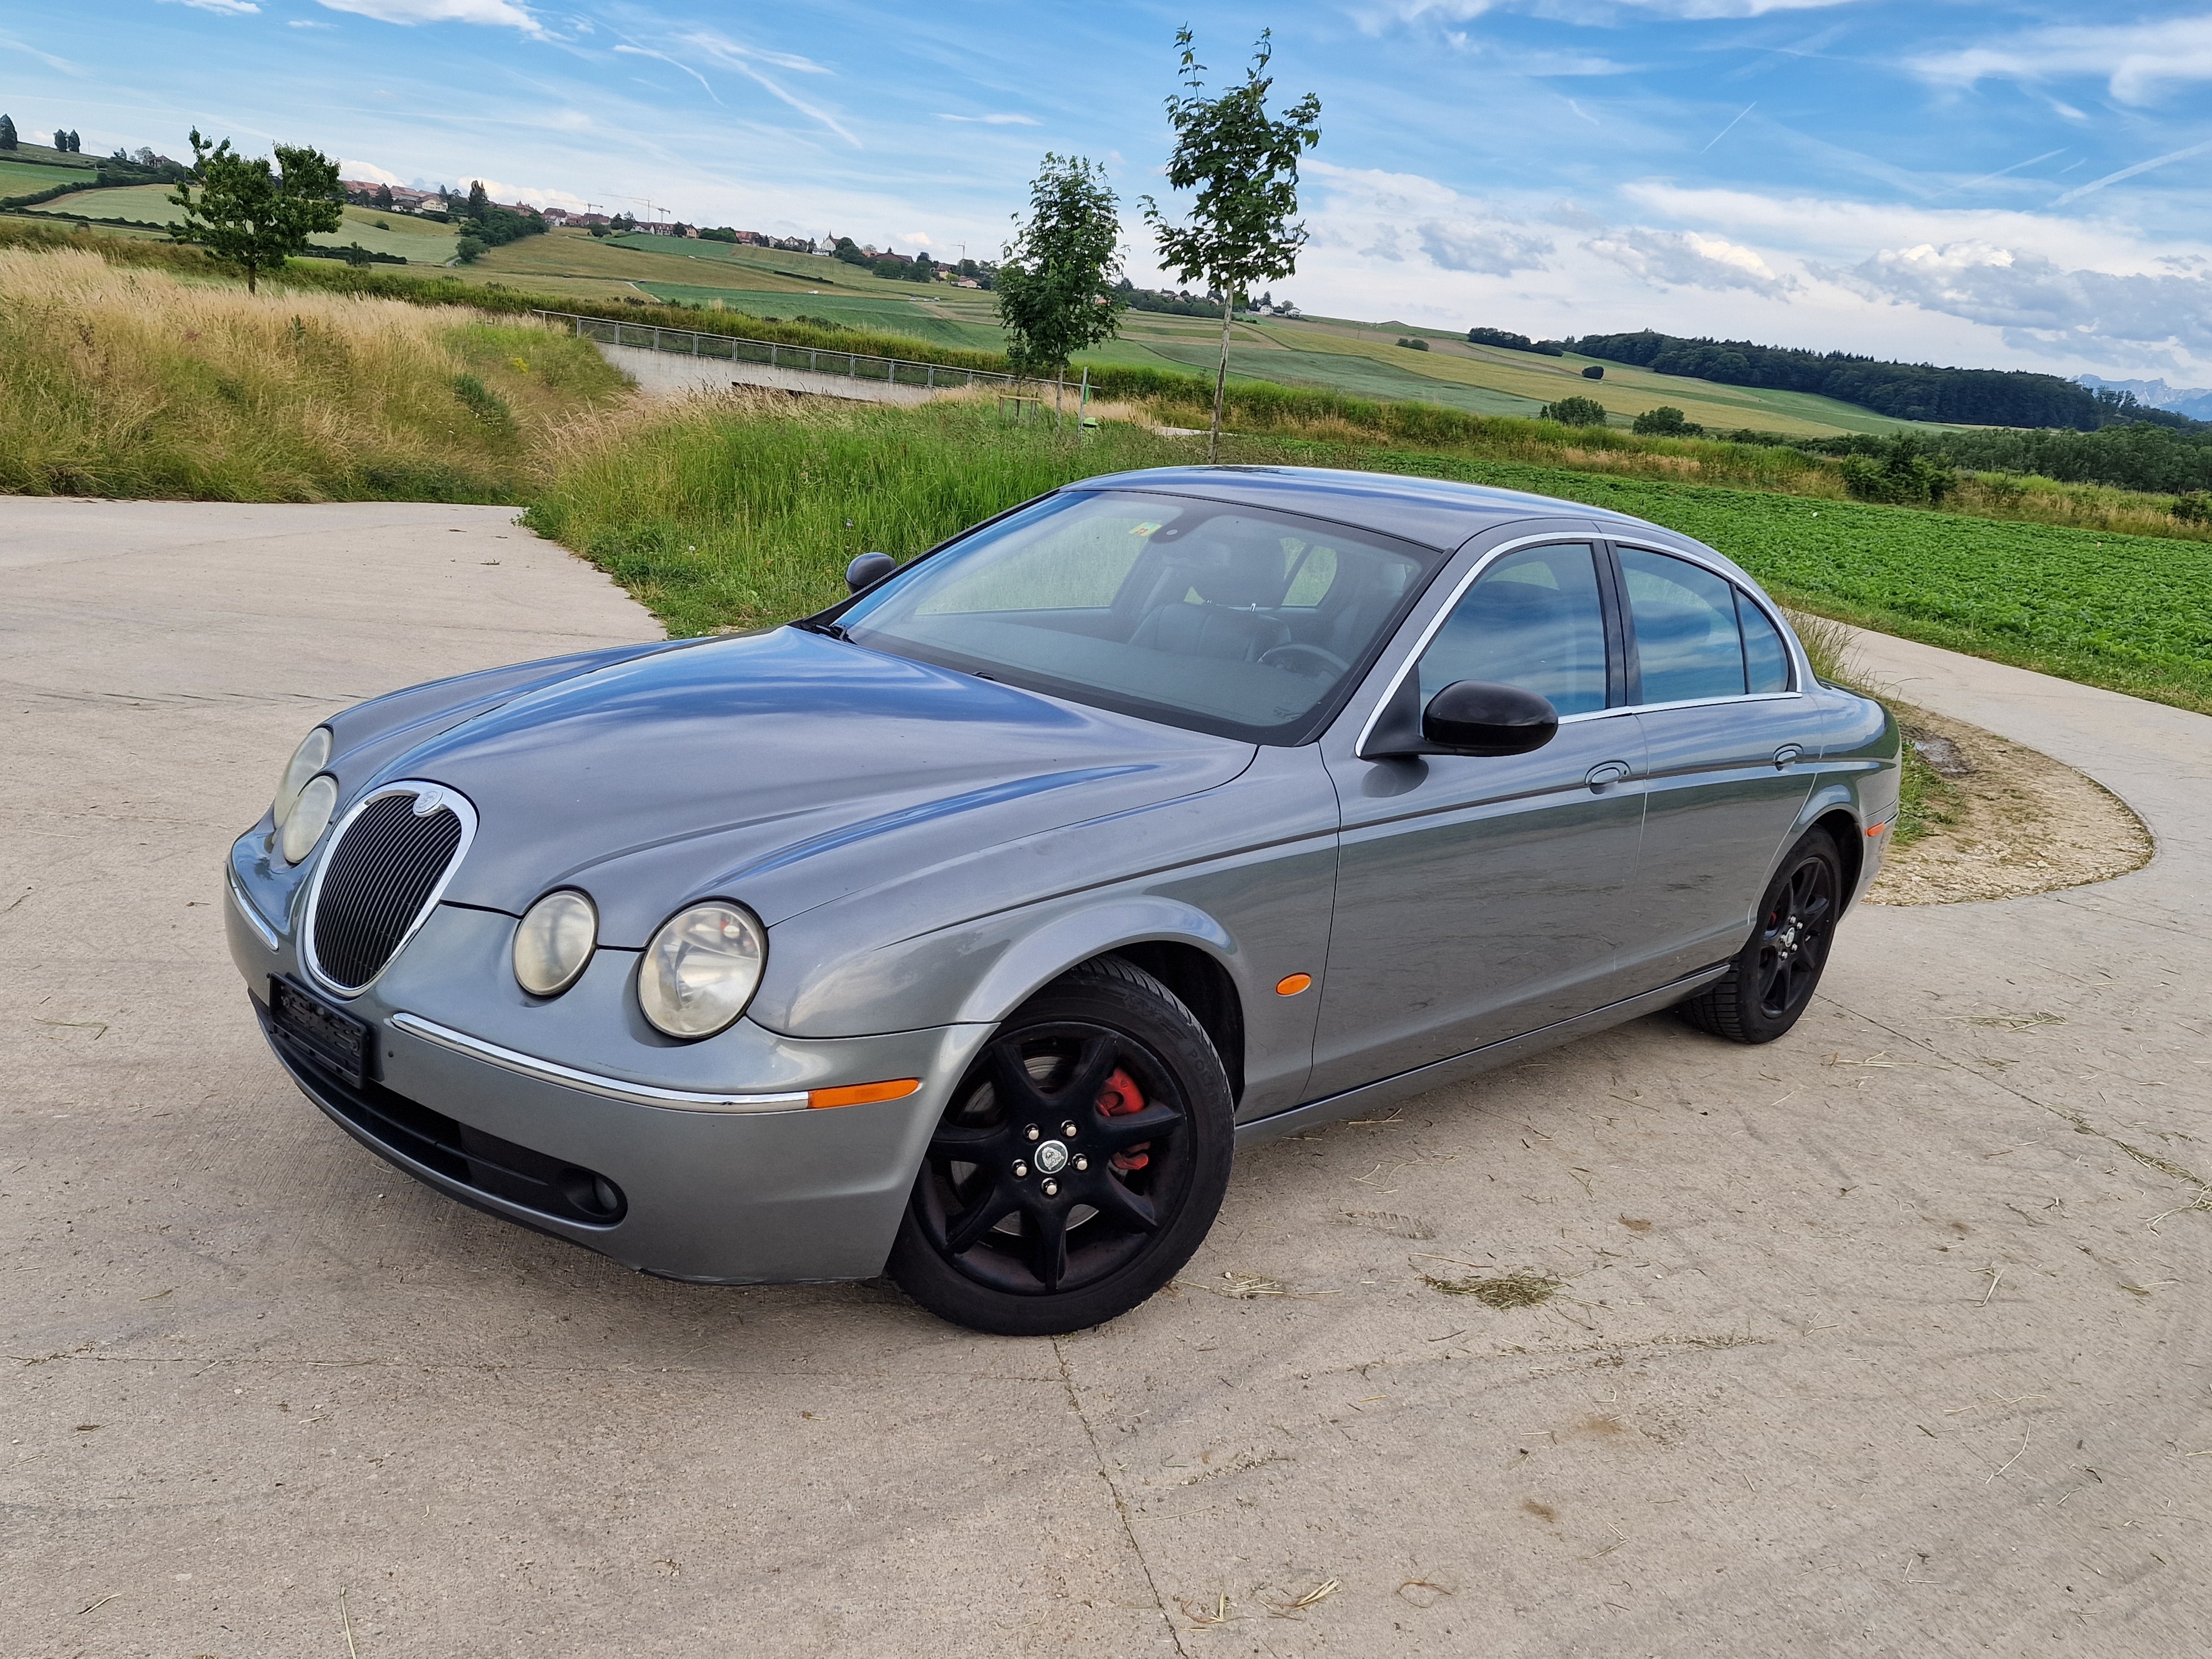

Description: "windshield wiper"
794 618 849 641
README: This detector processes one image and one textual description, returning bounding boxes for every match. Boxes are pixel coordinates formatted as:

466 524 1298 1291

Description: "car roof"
1065 464 1660 553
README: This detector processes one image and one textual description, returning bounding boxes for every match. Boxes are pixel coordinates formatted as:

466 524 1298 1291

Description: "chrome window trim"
301 782 479 1000
1353 530 1819 753
1353 530 1609 757
1608 536 1813 700
227 870 280 951
389 1012 813 1114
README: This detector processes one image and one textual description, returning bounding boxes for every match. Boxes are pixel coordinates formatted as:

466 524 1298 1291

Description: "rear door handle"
1586 761 1634 792
1773 744 1804 770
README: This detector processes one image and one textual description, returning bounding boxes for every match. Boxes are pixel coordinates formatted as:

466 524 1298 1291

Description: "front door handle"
1773 744 1804 770
1585 760 1634 792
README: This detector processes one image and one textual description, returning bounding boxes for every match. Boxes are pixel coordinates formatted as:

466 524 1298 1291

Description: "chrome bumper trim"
388 1012 812 1114
228 872 280 951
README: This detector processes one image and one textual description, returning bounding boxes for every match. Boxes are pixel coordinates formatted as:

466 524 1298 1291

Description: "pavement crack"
1053 1335 1192 1658
1815 991 2212 1217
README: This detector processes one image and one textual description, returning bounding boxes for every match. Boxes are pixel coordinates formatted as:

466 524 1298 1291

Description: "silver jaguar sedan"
226 466 1899 1334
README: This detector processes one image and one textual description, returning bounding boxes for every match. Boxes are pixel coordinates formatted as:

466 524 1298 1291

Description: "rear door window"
1620 547 1751 704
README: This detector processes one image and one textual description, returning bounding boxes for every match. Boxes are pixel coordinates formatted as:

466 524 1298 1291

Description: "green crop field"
38 183 176 224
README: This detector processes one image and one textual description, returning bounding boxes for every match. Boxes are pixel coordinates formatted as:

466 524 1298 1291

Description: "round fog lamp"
638 901 766 1039
514 889 598 998
280 774 338 865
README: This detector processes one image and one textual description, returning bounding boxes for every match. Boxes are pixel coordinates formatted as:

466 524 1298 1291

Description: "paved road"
5 499 2207 1657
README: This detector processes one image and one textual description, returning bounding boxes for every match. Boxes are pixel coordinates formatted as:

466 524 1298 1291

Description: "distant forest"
1569 329 2196 432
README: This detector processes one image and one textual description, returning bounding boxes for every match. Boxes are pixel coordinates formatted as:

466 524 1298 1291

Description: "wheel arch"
951 899 1249 1104
1811 805 1865 907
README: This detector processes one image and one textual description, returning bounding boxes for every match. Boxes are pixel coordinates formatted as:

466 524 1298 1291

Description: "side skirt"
1234 964 1730 1151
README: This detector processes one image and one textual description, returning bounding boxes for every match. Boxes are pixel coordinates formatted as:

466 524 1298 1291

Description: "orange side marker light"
1867 822 1887 836
1275 973 1313 997
808 1078 921 1110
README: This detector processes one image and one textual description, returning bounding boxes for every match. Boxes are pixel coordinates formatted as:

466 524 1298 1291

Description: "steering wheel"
1257 643 1353 680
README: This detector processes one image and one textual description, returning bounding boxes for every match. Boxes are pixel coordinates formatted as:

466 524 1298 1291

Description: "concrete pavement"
3 498 2207 1657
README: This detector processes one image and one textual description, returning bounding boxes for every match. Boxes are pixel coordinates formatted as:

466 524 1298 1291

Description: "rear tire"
888 957 1234 1337
1680 829 1842 1045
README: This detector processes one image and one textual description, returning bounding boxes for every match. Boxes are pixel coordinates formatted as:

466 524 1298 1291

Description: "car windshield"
836 489 1437 743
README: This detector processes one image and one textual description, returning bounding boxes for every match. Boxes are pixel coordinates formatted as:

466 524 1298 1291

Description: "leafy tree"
455 235 487 265
1581 364 1603 380
2171 491 2212 524
995 153 1126 415
1395 336 1428 351
466 179 491 218
375 182 394 211
1142 30 1322 458
54 129 69 151
168 129 343 294
70 131 81 152
833 236 868 265
1142 27 1322 460
1541 395 1608 427
0 114 16 151
1631 406 1703 437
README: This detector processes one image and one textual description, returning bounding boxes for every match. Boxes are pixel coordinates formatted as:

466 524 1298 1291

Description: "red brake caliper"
1097 1067 1149 1171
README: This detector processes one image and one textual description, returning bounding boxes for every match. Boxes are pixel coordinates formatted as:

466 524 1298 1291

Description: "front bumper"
229 857 988 1285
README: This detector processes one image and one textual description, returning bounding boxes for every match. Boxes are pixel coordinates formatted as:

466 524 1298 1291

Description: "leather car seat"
1130 543 1293 662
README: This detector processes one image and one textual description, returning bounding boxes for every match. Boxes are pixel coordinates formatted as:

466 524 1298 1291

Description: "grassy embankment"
0 247 626 500
525 397 2212 717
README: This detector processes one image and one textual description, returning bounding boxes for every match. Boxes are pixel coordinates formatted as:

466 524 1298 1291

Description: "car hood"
396 627 1256 944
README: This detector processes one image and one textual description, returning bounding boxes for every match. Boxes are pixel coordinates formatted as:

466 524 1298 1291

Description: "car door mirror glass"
1422 680 1559 755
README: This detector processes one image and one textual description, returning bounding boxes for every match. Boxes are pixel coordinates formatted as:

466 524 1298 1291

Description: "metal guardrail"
534 309 1018 393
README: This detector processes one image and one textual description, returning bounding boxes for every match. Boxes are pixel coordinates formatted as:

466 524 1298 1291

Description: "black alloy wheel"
1681 830 1843 1044
888 957 1234 1336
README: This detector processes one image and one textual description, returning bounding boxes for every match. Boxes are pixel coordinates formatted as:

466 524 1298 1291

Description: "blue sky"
6 3 2211 380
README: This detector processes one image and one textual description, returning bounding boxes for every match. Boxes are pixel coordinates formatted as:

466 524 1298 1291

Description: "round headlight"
280 774 338 864
514 890 598 998
638 901 766 1039
272 726 332 828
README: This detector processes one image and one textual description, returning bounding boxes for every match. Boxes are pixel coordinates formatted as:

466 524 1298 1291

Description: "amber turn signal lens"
1867 822 1887 836
1275 973 1313 996
807 1078 921 1110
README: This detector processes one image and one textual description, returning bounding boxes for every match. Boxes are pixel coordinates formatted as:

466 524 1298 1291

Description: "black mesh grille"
310 791 465 990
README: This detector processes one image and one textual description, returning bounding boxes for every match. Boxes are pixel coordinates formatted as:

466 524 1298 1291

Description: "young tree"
0 114 17 151
1142 27 1321 460
995 154 1126 419
168 129 343 294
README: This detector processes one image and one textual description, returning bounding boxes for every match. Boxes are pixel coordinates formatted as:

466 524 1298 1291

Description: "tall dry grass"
0 249 630 500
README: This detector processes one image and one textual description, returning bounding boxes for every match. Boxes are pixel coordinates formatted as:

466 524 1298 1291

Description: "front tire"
888 957 1234 1336
1680 829 1842 1044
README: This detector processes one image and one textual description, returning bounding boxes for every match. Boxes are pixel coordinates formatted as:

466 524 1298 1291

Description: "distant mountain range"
2078 375 2212 423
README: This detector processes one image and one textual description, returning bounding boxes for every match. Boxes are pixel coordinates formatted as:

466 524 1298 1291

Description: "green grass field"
521 398 2212 714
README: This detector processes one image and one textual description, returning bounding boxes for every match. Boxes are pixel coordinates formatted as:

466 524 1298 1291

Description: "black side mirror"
845 551 897 593
1361 677 1559 759
1424 680 1558 755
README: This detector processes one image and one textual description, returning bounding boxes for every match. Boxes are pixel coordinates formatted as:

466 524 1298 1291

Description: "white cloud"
315 0 542 34
1910 17 2212 105
338 156 405 185
160 0 260 14
936 113 1041 126
1375 0 1865 23
1307 162 1554 278
288 17 336 25
1583 226 1797 295
677 29 858 147
1825 242 2212 356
